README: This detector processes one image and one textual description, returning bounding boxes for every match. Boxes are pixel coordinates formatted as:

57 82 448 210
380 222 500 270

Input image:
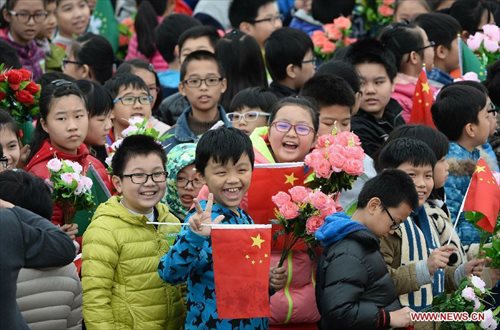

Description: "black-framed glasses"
251 14 283 25
415 41 436 52
62 59 82 68
182 77 223 88
177 177 204 188
8 10 47 23
302 58 316 65
382 205 400 230
0 156 8 170
113 95 153 106
271 121 314 136
226 111 270 122
122 171 167 184
488 103 498 117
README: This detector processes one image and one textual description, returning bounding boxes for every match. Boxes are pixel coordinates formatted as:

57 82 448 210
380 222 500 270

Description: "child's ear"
464 122 476 138
40 118 49 134
2 9 11 23
286 64 296 79
178 81 186 96
409 51 419 65
81 64 91 79
112 175 123 194
435 45 448 60
239 22 253 35
219 78 227 94
367 197 382 215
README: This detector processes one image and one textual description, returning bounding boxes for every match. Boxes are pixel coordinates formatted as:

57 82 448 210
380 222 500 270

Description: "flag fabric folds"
458 37 487 81
409 68 435 128
211 224 272 319
89 0 119 52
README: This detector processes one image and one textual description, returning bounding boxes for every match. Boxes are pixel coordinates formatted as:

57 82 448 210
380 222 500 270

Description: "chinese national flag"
409 69 435 128
463 159 500 233
212 224 272 319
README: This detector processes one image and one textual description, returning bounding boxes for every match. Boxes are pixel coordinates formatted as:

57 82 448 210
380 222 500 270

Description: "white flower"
471 275 486 293
482 24 500 42
105 155 113 168
480 309 498 330
47 158 62 172
121 126 137 137
483 38 499 53
128 116 144 126
461 286 476 302
70 162 83 174
60 173 75 185
80 176 93 191
474 298 481 310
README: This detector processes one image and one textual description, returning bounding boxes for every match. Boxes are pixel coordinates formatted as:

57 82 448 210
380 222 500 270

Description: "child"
164 143 204 220
0 0 46 81
0 109 21 170
163 50 231 153
158 127 287 329
35 0 65 73
265 27 315 98
393 0 430 22
379 22 435 123
432 84 493 246
346 38 405 158
449 0 496 40
227 86 277 136
229 0 282 49
52 0 90 50
316 169 418 329
414 13 462 88
82 134 185 330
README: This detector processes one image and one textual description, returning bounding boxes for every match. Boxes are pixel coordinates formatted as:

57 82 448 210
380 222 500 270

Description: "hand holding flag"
189 193 225 236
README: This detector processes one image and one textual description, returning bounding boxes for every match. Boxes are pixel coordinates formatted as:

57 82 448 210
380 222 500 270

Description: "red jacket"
25 140 113 227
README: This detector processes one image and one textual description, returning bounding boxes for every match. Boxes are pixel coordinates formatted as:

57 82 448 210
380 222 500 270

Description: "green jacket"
82 196 185 330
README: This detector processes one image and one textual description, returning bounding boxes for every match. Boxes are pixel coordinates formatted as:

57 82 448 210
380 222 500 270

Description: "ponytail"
135 0 162 58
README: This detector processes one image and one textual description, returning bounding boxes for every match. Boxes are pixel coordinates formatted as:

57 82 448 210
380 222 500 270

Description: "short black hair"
229 0 276 28
264 27 314 82
0 170 53 219
311 0 355 24
484 59 500 106
155 14 201 63
449 0 494 34
229 87 278 114
269 96 320 134
0 39 21 69
37 71 75 87
375 137 437 173
357 169 418 210
315 59 360 93
301 75 355 112
178 25 220 53
104 73 150 100
431 84 487 141
75 80 113 117
346 38 397 82
195 127 255 175
387 125 449 161
414 13 462 49
0 108 20 140
180 50 225 82
111 135 167 177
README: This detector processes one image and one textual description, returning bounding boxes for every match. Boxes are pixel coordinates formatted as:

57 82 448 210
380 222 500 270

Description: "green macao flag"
90 0 119 52
458 37 487 81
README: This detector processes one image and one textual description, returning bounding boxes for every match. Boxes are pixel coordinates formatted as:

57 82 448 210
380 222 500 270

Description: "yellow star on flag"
284 172 298 186
421 82 430 93
251 234 265 249
475 165 486 174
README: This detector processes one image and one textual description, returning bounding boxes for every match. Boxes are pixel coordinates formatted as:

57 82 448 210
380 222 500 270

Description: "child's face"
356 63 394 118
113 153 167 214
41 94 88 154
318 104 351 136
176 164 204 209
37 1 56 39
55 0 90 38
229 106 270 136
85 113 112 146
246 1 282 48
293 50 316 89
0 127 20 169
3 0 45 45
202 153 253 212
394 0 429 22
370 200 413 237
132 68 159 108
433 157 449 189
111 86 152 136
469 101 492 147
268 105 316 163
179 59 226 114
62 51 86 80
179 37 215 64
397 162 434 206
441 38 460 73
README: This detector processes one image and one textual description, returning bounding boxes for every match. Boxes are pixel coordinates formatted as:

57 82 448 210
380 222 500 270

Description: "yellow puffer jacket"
82 196 185 330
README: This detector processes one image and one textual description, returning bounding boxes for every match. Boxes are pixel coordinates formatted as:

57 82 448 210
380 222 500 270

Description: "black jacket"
316 229 401 330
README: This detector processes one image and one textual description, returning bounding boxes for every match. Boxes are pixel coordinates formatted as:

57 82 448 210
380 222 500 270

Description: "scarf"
4 33 44 81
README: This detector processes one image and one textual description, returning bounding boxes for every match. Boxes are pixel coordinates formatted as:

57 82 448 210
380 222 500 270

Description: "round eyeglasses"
182 77 223 88
177 177 204 188
113 95 153 106
271 121 314 136
226 111 270 122
8 10 47 23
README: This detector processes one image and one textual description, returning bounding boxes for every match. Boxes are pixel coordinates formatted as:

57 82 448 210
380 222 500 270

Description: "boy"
82 135 185 330
414 13 462 88
316 169 418 330
229 0 283 49
157 25 221 125
346 38 406 159
35 0 65 72
264 27 315 98
158 127 287 329
163 50 231 153
431 84 492 247
376 138 484 316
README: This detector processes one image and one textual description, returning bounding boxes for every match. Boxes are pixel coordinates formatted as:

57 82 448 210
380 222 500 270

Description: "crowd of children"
0 0 499 329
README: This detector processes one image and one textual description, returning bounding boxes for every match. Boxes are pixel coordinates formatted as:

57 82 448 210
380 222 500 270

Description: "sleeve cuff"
416 260 432 286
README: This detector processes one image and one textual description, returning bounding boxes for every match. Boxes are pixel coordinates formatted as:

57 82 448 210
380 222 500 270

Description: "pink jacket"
391 73 436 123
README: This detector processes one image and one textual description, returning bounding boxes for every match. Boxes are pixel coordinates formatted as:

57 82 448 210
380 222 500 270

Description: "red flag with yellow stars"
409 69 435 128
212 224 272 319
463 159 500 233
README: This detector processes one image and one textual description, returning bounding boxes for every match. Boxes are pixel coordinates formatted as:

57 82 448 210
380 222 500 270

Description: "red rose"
15 89 35 105
0 91 6 101
24 81 40 94
18 69 32 81
5 70 22 90
0 74 6 82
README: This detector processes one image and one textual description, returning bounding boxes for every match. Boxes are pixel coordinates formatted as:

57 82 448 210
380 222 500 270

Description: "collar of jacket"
174 105 231 143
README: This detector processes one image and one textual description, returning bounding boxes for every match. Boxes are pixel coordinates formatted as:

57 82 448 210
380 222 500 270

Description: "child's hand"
61 223 79 240
269 265 287 291
0 198 14 208
427 246 455 275
389 306 414 328
189 193 224 237
464 258 486 277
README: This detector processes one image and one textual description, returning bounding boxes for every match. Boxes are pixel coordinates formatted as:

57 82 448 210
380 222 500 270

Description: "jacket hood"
249 126 276 164
315 212 367 247
25 139 90 172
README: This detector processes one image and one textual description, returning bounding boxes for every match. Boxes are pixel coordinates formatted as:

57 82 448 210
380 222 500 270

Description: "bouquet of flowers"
467 24 500 67
304 130 365 196
47 158 94 224
353 0 395 37
432 275 500 330
272 186 339 266
311 16 357 61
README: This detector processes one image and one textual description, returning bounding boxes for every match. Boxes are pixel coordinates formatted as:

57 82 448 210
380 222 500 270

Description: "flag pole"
457 34 463 77
446 177 472 246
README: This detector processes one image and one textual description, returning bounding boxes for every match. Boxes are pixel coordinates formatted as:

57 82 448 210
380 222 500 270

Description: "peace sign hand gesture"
189 193 225 237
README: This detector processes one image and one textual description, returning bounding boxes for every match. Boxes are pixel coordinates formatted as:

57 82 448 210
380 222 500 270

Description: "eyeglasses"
122 171 167 184
382 205 401 230
0 156 8 170
8 10 48 23
271 121 314 136
302 58 316 65
226 111 270 122
113 95 153 106
488 103 498 117
62 59 82 68
182 77 223 88
415 41 436 52
251 14 283 25
177 177 204 188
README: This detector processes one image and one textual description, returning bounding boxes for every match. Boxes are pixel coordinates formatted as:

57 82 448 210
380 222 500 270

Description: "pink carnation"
483 38 499 53
47 158 62 172
482 24 500 42
324 24 342 41
310 190 330 210
306 216 324 234
333 16 351 30
315 158 333 178
288 186 310 203
60 173 75 185
321 40 336 54
328 144 347 172
320 199 338 218
343 158 364 176
272 191 291 207
304 149 324 167
378 4 394 17
467 33 484 51
279 201 300 220
316 134 336 148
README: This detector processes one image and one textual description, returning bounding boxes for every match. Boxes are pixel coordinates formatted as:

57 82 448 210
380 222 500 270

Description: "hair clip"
51 79 75 87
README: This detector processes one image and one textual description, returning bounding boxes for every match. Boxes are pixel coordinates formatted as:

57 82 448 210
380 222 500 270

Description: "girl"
449 0 496 40
52 0 90 50
63 33 114 85
25 79 112 229
0 109 21 170
0 0 46 80
393 0 431 23
380 22 435 123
